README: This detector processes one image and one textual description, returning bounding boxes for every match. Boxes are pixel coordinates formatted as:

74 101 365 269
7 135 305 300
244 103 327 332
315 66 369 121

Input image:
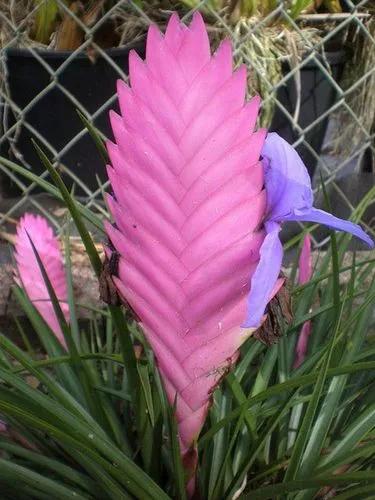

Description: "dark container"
270 51 345 176
1 45 343 196
360 147 374 173
0 43 144 197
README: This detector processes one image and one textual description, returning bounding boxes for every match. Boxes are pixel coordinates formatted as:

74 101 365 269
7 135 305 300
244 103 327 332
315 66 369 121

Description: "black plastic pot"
361 147 374 173
270 51 345 177
1 45 343 197
0 43 144 197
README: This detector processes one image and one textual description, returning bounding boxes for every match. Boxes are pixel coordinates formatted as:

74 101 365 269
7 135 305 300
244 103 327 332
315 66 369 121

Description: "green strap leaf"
0 459 89 500
0 155 104 232
31 140 102 277
245 472 375 499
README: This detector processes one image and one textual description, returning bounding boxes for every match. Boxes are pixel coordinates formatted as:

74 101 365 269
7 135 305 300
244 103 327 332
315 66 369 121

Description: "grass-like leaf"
199 361 375 446
0 459 88 500
283 230 343 483
76 109 109 164
246 472 375 498
166 396 187 500
31 141 102 276
0 155 103 232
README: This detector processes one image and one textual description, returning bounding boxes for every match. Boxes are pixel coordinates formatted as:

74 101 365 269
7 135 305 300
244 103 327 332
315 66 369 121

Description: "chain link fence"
0 0 374 249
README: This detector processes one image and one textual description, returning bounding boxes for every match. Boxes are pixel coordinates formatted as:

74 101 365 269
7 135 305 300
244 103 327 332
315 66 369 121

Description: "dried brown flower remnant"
254 280 293 346
99 251 120 306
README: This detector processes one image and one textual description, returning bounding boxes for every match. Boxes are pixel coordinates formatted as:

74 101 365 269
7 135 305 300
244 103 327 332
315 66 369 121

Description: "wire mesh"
0 0 374 248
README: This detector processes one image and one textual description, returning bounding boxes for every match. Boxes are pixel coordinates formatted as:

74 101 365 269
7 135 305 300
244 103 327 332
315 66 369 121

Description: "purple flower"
244 133 374 328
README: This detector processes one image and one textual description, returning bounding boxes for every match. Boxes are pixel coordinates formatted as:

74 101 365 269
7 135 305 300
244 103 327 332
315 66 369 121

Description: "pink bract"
14 213 69 348
294 234 313 369
106 11 269 461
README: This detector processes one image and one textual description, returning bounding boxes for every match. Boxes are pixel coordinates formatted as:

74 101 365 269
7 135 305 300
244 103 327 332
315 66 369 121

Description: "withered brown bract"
254 280 293 346
99 249 140 322
99 251 121 306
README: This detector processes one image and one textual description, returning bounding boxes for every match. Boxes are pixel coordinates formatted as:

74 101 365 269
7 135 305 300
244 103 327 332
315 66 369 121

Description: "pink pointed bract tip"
298 234 312 286
14 213 69 348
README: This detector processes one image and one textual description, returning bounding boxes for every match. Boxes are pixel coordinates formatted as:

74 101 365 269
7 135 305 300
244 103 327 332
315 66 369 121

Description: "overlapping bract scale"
14 214 69 348
106 12 267 455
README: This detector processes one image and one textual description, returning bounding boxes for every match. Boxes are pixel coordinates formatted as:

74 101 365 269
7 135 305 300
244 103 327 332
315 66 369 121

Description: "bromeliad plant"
0 12 374 500
105 12 372 489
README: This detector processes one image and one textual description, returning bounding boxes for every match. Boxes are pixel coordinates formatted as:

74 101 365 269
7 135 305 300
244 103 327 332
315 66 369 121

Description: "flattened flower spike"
107 11 267 487
14 213 69 348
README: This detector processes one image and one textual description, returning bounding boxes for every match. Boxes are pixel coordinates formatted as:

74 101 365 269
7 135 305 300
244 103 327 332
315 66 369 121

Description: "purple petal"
262 132 313 221
243 221 283 328
262 132 374 248
284 207 374 248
